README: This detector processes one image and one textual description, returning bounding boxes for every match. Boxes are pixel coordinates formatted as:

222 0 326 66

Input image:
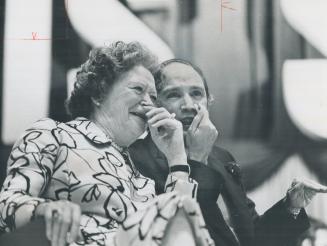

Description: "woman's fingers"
44 206 54 241
149 118 178 140
147 111 173 125
38 201 82 246
146 107 168 118
57 207 72 246
68 204 82 243
146 107 181 139
57 203 81 245
51 209 62 246
150 118 179 130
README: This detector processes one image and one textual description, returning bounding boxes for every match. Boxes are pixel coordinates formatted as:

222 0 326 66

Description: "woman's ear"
91 97 101 107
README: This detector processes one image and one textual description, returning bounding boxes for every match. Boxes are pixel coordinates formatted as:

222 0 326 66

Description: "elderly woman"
0 41 213 246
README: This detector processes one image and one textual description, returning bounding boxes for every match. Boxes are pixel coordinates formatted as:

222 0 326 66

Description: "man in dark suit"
129 59 327 246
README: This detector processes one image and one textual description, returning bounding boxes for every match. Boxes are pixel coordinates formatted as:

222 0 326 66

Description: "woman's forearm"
0 189 46 231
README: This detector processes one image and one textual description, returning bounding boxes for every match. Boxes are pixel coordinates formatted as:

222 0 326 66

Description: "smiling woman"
66 41 158 119
90 65 157 147
0 41 214 246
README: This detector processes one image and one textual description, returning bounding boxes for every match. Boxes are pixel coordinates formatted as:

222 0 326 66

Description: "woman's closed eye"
132 86 144 94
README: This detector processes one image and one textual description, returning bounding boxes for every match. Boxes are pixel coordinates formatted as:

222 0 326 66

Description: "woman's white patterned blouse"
0 118 213 246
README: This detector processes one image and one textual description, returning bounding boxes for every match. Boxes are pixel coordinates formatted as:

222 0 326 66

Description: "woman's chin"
127 121 147 143
133 117 147 131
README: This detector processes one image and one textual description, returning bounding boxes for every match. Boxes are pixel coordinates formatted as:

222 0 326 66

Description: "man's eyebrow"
189 86 205 91
160 86 180 93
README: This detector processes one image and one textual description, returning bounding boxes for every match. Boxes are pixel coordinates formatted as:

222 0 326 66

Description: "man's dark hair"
154 58 210 98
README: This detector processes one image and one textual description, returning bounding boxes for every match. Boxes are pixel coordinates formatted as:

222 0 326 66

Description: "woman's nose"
142 94 155 107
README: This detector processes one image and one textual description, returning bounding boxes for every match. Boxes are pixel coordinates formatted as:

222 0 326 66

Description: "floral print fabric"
0 118 213 246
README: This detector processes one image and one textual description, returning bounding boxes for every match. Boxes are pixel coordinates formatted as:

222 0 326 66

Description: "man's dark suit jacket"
129 136 310 246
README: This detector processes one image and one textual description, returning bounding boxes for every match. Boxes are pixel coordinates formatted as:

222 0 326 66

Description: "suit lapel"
208 155 255 246
130 136 168 193
130 137 254 246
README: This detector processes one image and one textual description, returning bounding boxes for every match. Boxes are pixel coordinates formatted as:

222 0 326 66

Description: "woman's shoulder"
26 118 61 131
11 118 63 150
26 118 83 132
22 118 71 142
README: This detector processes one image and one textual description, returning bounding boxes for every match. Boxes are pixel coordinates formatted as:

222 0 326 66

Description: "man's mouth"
180 117 195 129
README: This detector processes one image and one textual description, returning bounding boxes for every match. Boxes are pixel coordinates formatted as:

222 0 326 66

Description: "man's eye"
166 92 180 99
191 90 203 97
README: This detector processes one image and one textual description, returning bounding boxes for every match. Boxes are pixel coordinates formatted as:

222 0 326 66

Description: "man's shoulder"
209 144 244 185
209 143 236 163
130 135 153 152
129 135 158 162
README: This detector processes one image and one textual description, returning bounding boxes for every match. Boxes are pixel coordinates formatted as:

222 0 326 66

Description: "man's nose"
181 95 195 111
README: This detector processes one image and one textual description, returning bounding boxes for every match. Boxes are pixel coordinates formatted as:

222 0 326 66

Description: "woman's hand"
35 200 82 246
146 107 187 166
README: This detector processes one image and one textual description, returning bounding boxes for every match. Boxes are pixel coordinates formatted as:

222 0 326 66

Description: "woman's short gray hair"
66 41 158 118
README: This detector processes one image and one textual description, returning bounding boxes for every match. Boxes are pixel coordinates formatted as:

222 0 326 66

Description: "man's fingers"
303 190 316 205
306 189 316 200
291 178 327 193
305 183 327 193
199 104 210 121
301 179 327 193
188 107 204 133
188 104 214 134
189 113 203 133
69 205 81 243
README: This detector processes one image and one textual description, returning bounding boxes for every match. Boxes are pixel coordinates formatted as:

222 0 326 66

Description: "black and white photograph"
0 0 326 245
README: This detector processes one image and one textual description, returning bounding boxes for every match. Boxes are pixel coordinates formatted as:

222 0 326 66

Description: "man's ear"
207 94 214 107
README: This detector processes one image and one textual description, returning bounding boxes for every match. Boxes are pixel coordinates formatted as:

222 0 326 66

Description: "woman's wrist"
168 164 190 181
169 165 190 174
167 154 187 167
